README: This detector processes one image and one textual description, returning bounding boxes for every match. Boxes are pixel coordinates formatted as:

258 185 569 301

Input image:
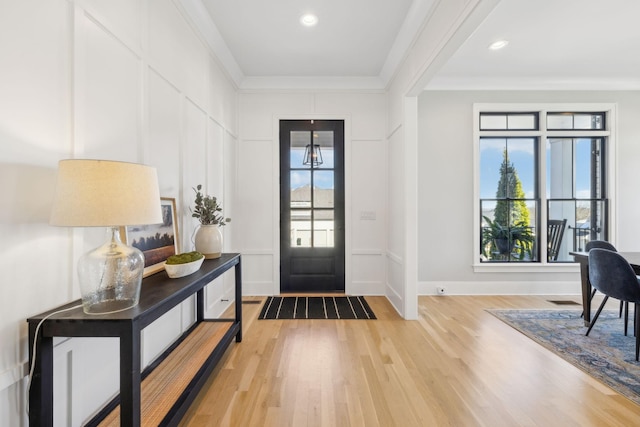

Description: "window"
477 107 611 265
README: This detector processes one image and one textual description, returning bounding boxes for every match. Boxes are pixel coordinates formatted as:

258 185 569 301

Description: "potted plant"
191 184 230 259
481 216 534 260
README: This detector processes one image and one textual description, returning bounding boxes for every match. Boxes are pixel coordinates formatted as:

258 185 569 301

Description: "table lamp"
50 159 163 314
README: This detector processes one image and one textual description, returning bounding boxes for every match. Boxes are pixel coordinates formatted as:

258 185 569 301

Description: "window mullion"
541 110 551 260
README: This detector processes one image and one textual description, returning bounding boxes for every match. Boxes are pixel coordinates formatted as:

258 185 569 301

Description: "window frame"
473 103 616 273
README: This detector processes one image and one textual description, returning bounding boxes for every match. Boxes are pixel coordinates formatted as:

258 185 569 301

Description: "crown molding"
425 76 640 91
176 0 244 88
239 76 386 91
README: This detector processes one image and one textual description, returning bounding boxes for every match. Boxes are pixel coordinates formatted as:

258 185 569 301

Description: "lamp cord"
26 303 83 417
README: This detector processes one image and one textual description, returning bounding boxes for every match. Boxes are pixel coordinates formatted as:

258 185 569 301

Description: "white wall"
417 90 640 295
0 0 237 425
236 91 387 297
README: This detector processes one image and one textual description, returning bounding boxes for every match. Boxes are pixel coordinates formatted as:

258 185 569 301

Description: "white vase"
194 225 223 259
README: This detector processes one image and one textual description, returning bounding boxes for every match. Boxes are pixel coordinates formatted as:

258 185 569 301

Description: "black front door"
280 120 345 293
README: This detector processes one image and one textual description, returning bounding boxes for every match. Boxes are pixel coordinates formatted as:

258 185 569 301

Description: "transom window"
477 107 610 264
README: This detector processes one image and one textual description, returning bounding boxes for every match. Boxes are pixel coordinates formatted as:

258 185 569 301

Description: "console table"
28 253 242 427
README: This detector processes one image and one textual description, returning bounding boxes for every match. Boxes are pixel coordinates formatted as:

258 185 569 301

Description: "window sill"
473 262 580 274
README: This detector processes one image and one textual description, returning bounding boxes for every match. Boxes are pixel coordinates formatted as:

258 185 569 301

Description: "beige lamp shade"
50 159 163 227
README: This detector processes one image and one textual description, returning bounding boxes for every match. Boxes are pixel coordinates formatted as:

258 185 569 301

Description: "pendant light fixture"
303 143 323 166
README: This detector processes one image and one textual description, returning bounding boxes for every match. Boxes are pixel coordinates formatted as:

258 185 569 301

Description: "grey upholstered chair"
586 240 617 252
587 248 640 361
584 240 629 331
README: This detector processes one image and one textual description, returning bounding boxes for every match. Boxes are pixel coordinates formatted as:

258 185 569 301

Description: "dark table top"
27 253 241 329
570 251 640 268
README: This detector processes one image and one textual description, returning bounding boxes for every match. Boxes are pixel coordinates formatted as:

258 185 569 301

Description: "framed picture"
121 197 179 277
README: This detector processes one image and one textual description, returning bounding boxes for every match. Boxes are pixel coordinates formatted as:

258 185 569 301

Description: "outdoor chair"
547 219 567 261
587 248 640 361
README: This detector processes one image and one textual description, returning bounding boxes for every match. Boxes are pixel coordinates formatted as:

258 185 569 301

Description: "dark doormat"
258 296 376 320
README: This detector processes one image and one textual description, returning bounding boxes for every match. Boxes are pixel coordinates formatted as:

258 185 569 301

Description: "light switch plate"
360 211 376 220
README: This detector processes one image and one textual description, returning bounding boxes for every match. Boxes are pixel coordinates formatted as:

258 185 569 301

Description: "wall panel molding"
352 249 385 255
351 281 385 295
81 9 142 60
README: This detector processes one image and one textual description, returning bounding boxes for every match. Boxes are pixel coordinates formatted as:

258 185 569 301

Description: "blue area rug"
489 309 640 406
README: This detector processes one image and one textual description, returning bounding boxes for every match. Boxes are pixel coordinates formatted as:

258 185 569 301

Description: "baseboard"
242 281 277 296
418 280 581 296
242 281 386 296
0 361 27 392
348 281 385 295
385 282 404 317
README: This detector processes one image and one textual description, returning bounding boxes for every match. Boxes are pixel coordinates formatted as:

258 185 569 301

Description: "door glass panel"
313 131 334 169
313 171 334 208
291 210 311 247
290 171 311 208
290 131 311 168
313 210 334 247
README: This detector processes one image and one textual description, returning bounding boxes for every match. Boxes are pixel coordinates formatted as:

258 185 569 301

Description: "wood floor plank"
180 296 640 426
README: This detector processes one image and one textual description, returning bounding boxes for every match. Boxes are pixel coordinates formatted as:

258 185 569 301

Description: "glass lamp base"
78 227 145 315
82 298 139 315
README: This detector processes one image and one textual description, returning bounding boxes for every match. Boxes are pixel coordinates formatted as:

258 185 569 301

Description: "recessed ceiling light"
488 40 509 50
300 13 318 27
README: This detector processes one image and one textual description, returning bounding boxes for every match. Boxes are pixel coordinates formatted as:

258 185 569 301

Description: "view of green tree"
494 150 530 227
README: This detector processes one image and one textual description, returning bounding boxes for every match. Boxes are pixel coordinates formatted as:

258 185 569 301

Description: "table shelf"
97 321 234 426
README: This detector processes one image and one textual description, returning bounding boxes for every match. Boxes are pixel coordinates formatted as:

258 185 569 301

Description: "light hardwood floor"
180 296 640 426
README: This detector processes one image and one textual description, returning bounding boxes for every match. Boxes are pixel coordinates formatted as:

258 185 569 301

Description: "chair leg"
581 288 599 318
620 300 624 318
624 301 629 336
586 296 609 336
635 303 639 361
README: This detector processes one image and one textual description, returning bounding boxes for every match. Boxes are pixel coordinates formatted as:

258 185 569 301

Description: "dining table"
570 251 640 326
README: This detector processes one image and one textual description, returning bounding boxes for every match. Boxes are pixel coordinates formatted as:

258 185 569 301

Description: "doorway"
280 120 345 293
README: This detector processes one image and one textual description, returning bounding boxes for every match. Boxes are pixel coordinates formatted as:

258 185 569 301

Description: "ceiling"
184 0 640 90
200 0 414 77
427 0 640 90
